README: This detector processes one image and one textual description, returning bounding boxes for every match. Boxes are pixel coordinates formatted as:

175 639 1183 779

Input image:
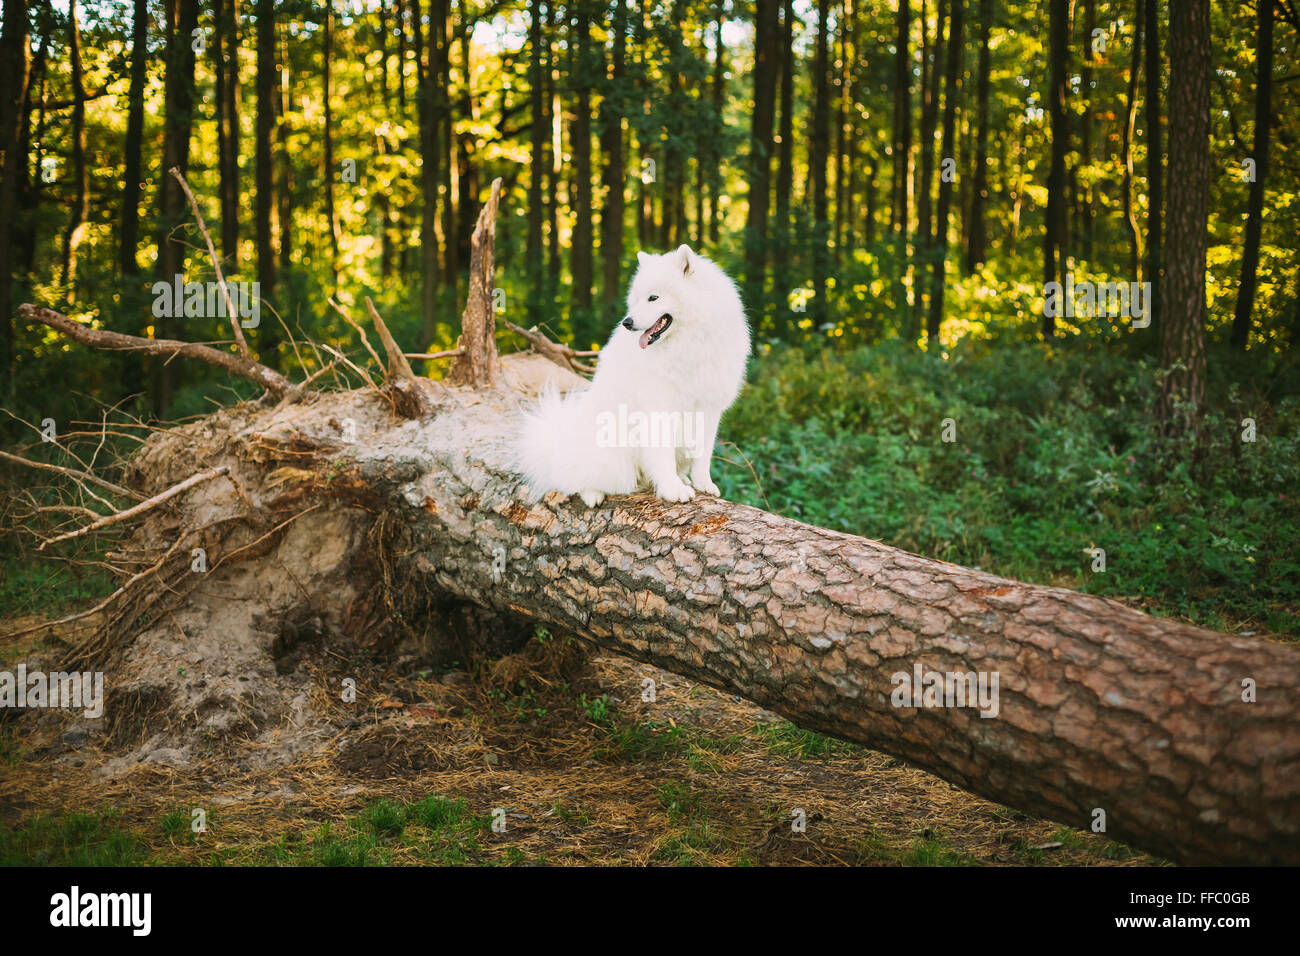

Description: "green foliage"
719 338 1300 635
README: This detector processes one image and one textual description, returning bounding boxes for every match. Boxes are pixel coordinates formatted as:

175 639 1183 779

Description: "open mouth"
639 314 673 349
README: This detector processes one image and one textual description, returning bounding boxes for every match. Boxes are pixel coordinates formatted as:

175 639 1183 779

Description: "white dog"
515 245 750 506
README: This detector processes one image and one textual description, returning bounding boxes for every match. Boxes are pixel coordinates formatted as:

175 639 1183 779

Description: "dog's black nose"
621 317 634 330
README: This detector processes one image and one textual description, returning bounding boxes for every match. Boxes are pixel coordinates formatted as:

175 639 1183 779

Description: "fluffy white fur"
515 245 750 507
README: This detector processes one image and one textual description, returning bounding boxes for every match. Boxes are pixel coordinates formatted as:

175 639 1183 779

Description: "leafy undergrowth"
0 635 1159 867
720 338 1300 638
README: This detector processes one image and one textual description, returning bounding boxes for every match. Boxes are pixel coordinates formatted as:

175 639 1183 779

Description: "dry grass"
0 626 1159 867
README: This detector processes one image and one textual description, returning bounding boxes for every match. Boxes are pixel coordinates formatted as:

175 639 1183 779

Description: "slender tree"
1144 0 1162 333
544 2 561 297
570 1 595 324
917 0 945 261
926 0 963 341
59 0 88 297
773 0 795 315
1231 0 1274 350
214 0 240 268
1043 0 1069 338
965 0 992 272
274 16 292 342
256 0 276 300
833 0 850 260
891 0 912 330
1079 0 1095 262
152 0 201 413
439 0 456 300
742 0 781 331
810 0 832 325
415 0 443 347
707 1 726 245
455 27 477 272
891 0 912 236
600 0 628 310
120 0 149 277
0 0 29 395
915 0 946 323
323 0 339 281
1121 0 1144 277
1158 0 1210 438
526 0 546 323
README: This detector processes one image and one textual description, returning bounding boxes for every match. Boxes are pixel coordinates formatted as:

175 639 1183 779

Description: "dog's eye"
648 295 658 302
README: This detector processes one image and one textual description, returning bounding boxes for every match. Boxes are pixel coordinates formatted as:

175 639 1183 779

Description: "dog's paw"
690 475 721 497
656 478 696 503
578 489 605 507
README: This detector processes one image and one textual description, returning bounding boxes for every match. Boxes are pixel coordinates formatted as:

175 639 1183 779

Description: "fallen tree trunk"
9 195 1300 867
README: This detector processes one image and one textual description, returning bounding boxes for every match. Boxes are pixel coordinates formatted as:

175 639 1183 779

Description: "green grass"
0 793 503 867
652 781 726 865
903 833 981 867
752 721 859 760
597 718 687 762
0 809 148 866
551 801 591 826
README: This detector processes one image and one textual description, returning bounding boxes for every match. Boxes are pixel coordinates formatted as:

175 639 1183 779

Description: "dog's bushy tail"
513 385 584 498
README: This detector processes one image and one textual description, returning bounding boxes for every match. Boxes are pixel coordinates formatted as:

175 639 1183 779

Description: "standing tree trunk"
1143 0 1162 334
1158 0 1210 439
274 24 292 334
396 0 407 107
773 0 795 326
1043 0 1069 339
965 0 992 273
255 0 276 302
570 2 595 327
1230 0 1273 350
59 0 88 298
439 0 456 305
214 0 240 269
742 0 781 335
707 4 726 246
891 0 912 332
323 0 339 282
925 0 962 342
1121 0 1144 278
152 0 200 415
916 0 943 264
1079 0 1095 263
544 3 561 302
810 0 832 327
599 0 627 311
833 0 850 262
891 0 912 237
120 0 148 278
455 28 477 275
840 0 858 264
526 0 545 324
0 0 29 396
416 0 441 348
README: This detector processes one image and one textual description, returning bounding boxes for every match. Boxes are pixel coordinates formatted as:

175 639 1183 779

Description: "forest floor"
0 608 1159 867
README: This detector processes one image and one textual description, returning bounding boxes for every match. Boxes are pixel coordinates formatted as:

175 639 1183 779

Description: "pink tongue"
639 317 666 349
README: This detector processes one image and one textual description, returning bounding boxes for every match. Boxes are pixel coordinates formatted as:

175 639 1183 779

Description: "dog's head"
621 244 699 350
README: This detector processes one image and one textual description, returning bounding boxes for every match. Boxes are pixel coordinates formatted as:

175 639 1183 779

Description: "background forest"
1 0 1298 638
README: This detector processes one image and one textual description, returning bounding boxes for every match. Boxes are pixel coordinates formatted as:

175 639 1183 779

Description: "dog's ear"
637 251 651 265
675 244 694 276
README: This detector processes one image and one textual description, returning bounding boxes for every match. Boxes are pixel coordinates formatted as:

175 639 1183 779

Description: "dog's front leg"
643 444 695 502
686 409 721 497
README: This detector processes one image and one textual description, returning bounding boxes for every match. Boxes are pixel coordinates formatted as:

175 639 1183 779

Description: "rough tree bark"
11 191 1300 868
